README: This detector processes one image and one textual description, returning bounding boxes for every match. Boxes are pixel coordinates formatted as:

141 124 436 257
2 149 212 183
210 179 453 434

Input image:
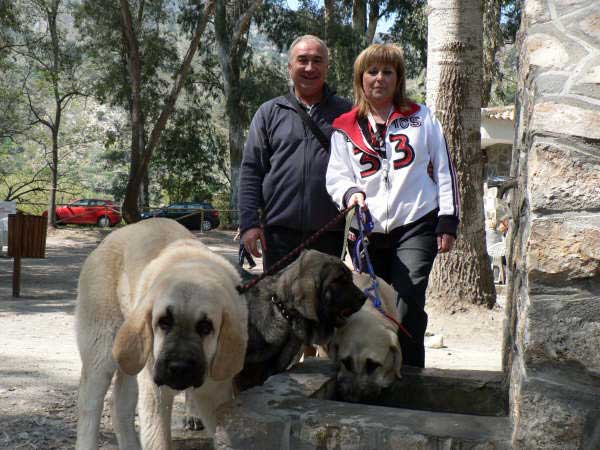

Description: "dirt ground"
0 227 504 449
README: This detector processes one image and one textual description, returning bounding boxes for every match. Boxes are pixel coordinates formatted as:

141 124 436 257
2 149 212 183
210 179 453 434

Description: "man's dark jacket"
239 86 352 234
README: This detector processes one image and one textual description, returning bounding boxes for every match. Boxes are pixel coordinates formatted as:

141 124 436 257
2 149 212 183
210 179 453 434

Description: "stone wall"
506 0 600 448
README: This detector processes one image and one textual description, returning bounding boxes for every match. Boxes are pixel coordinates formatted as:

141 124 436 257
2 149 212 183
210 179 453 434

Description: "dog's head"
329 307 403 402
277 250 367 345
112 250 247 391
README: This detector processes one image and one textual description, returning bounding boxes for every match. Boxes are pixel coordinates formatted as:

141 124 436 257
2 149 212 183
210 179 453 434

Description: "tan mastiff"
75 218 247 450
329 270 406 402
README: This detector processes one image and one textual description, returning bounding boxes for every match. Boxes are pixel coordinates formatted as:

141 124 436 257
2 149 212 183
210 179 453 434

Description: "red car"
44 199 121 227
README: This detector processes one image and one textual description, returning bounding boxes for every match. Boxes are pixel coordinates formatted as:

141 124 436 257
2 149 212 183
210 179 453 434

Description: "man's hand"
242 227 266 258
437 234 455 253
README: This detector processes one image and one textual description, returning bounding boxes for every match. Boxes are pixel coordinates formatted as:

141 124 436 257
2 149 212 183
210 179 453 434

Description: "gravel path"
0 227 502 449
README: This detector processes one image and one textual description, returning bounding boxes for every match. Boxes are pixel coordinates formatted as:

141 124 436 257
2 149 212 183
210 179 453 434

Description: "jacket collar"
333 103 421 155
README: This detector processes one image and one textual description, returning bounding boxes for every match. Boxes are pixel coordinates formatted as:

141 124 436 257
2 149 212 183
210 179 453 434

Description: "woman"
326 44 460 367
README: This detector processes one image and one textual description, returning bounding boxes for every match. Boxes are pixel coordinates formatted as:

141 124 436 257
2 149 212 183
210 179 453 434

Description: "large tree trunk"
120 0 215 223
426 0 496 310
47 0 61 229
215 0 263 209
119 0 145 223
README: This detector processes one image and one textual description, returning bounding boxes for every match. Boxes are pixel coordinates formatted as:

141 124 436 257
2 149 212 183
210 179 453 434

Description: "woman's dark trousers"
365 214 438 368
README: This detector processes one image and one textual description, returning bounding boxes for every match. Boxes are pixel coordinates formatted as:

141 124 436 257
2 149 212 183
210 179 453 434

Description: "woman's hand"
348 192 368 210
437 234 455 253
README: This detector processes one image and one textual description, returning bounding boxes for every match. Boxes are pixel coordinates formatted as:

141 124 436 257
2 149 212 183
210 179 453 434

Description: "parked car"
140 202 220 231
43 199 121 227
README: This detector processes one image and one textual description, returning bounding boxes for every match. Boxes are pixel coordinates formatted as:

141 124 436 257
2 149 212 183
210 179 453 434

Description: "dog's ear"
112 306 153 376
388 329 403 379
210 307 247 381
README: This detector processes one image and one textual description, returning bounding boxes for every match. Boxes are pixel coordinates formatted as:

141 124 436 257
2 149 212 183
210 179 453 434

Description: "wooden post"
9 212 23 298
12 254 21 298
8 212 47 298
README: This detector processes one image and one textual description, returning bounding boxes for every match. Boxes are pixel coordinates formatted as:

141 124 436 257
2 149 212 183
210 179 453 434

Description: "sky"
285 0 396 34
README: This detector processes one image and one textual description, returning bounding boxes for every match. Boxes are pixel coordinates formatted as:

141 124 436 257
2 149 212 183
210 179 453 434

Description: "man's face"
288 40 329 100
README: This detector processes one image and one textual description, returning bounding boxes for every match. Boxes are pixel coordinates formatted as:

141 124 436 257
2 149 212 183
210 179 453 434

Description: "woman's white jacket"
326 103 460 236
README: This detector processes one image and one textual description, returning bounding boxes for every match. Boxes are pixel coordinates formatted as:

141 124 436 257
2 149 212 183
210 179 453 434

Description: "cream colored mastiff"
329 270 406 402
75 218 247 450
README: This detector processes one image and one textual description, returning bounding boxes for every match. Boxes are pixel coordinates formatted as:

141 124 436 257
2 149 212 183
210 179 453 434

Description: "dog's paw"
183 415 205 431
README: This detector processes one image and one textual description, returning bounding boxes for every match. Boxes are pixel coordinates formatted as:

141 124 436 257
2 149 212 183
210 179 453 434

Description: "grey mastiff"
238 250 367 390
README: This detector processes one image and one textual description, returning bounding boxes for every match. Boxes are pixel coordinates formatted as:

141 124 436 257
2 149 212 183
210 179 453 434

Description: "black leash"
236 206 352 294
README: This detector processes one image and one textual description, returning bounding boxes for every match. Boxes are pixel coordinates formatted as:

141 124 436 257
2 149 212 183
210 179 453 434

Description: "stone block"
565 8 600 47
524 33 569 69
571 56 600 99
522 0 551 27
553 0 596 17
528 141 600 212
511 375 600 450
525 286 600 375
527 215 600 281
531 101 600 141
534 73 569 95
579 10 600 40
215 400 291 450
368 367 508 417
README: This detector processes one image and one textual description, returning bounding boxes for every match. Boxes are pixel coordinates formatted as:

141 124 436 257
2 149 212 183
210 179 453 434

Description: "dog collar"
270 295 297 323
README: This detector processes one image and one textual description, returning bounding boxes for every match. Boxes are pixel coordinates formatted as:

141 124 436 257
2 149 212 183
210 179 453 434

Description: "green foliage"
256 0 363 98
0 0 21 61
240 56 288 124
73 0 181 122
500 0 521 44
383 0 427 79
1 0 523 213
488 43 517 106
151 104 228 204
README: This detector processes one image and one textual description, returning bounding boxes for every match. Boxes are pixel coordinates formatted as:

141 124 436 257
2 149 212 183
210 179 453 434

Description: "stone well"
215 359 511 450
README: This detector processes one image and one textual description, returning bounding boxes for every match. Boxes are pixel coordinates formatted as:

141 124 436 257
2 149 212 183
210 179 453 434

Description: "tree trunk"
366 0 379 44
215 0 263 209
482 0 501 107
324 0 335 43
120 0 215 223
47 0 61 229
425 0 496 310
119 0 145 223
228 91 245 208
352 0 367 38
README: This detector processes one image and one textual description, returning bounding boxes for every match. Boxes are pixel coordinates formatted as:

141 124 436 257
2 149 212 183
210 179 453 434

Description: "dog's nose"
166 359 195 377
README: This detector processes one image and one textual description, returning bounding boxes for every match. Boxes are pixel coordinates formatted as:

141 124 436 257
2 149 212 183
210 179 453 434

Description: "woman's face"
362 64 397 106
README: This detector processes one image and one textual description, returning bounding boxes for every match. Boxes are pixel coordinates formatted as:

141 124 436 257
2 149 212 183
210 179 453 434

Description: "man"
239 35 352 270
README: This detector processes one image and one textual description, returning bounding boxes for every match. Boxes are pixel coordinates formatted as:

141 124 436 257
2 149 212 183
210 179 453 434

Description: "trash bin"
8 213 47 258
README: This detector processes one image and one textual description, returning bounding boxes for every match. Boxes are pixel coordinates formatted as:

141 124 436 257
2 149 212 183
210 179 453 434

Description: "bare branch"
142 0 216 177
25 89 54 130
230 0 263 59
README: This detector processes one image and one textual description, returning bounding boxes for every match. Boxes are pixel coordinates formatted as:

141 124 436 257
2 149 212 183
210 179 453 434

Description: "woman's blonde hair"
353 44 409 118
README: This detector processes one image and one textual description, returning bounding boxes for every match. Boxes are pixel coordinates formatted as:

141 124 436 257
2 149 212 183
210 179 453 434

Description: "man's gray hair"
288 35 329 63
